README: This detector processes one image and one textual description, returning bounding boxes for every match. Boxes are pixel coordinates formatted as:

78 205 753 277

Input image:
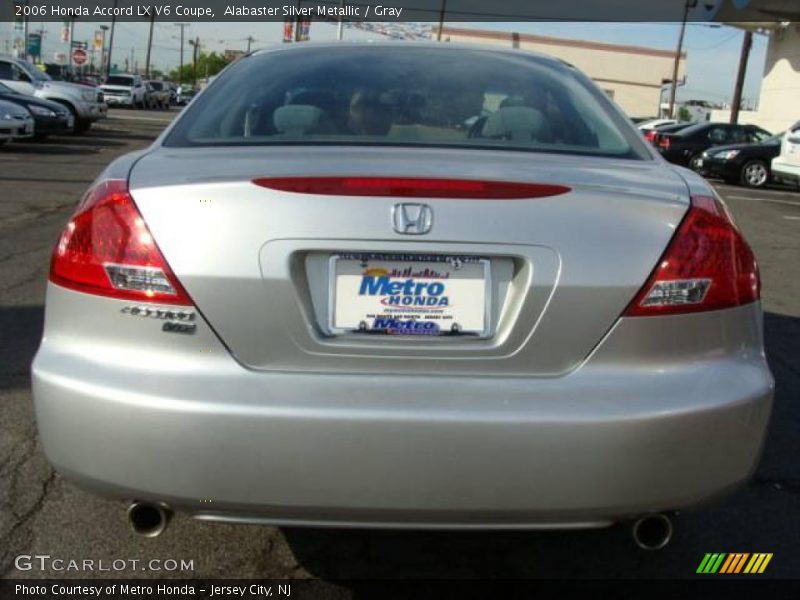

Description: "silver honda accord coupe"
32 43 773 546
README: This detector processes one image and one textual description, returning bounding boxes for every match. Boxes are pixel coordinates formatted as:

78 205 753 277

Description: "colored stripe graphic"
734 553 751 573
719 554 736 573
697 553 727 574
723 553 749 573
697 554 714 573
698 553 773 574
744 553 773 574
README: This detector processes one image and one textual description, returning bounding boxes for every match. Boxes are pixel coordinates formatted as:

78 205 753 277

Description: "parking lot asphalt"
0 111 798 582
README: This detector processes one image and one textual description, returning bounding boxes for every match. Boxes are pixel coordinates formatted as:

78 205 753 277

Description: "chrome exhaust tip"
632 513 673 550
127 501 171 538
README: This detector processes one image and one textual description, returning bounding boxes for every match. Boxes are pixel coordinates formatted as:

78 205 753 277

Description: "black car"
698 132 782 188
0 81 73 140
646 122 692 144
656 122 772 171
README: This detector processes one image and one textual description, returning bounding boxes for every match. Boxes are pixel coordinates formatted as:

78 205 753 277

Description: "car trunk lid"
129 145 688 376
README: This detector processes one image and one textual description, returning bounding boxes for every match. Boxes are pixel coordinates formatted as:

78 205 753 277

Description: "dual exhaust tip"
127 501 171 538
632 513 673 550
127 502 673 549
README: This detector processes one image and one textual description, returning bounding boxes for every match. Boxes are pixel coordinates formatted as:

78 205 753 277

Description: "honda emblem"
392 203 433 235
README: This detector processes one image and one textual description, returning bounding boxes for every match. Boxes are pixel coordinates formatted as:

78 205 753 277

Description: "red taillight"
658 136 671 149
644 130 657 142
49 180 192 305
624 194 759 317
252 177 571 199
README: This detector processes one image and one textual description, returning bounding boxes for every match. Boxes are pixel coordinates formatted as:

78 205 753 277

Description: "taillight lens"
252 177 571 199
644 130 656 142
658 136 671 149
624 194 759 317
50 180 192 305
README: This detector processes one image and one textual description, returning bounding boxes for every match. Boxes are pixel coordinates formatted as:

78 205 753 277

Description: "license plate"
67 116 74 128
330 253 490 337
696 158 703 167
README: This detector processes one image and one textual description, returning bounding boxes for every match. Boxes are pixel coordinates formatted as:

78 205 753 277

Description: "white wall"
751 26 800 132
709 109 763 126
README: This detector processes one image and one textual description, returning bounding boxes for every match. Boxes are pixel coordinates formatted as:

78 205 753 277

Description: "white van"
772 120 800 187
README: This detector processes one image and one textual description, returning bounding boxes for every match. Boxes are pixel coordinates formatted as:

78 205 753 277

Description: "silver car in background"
0 99 34 144
32 44 773 546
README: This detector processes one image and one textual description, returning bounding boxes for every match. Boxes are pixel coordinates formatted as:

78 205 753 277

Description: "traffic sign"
72 48 87 65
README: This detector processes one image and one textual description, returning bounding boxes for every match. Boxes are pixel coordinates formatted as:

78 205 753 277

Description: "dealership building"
440 0 799 132
437 26 685 119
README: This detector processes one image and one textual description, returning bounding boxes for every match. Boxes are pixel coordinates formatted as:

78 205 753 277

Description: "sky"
0 20 768 107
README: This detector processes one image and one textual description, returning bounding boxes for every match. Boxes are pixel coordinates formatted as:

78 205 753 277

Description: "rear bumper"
657 148 690 166
700 158 740 180
33 115 70 135
85 101 107 121
0 121 33 140
104 96 134 106
31 291 774 528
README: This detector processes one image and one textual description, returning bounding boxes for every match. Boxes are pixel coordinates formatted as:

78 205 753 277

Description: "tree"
168 51 230 84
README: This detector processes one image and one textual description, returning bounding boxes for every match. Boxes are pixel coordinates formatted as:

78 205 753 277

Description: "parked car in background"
699 131 782 188
165 82 178 105
0 55 106 133
42 64 100 87
101 74 147 109
176 86 197 105
656 122 772 171
771 120 800 188
33 44 773 546
0 81 73 140
0 99 34 145
145 80 171 110
637 118 677 131
648 122 693 146
638 119 685 143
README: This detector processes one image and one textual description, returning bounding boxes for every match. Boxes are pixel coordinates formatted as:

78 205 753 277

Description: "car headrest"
273 105 323 135
499 95 525 108
482 106 546 142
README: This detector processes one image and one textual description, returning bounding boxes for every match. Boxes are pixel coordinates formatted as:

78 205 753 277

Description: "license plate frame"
328 253 491 338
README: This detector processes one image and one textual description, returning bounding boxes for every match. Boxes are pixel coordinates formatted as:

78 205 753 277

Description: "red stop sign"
72 48 87 65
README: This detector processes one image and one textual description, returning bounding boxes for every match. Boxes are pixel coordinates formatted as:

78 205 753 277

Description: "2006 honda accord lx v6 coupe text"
32 43 773 547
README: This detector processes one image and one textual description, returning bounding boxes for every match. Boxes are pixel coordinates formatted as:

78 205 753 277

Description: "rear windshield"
105 76 133 86
165 46 649 160
149 81 164 90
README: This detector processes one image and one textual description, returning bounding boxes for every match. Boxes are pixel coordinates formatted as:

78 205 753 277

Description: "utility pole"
189 37 199 87
99 25 108 75
245 35 255 52
668 0 696 119
175 23 189 84
68 18 75 72
106 0 117 78
22 1 29 61
130 47 134 73
436 0 447 41
337 0 345 40
144 13 155 79
730 29 753 124
295 0 302 42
